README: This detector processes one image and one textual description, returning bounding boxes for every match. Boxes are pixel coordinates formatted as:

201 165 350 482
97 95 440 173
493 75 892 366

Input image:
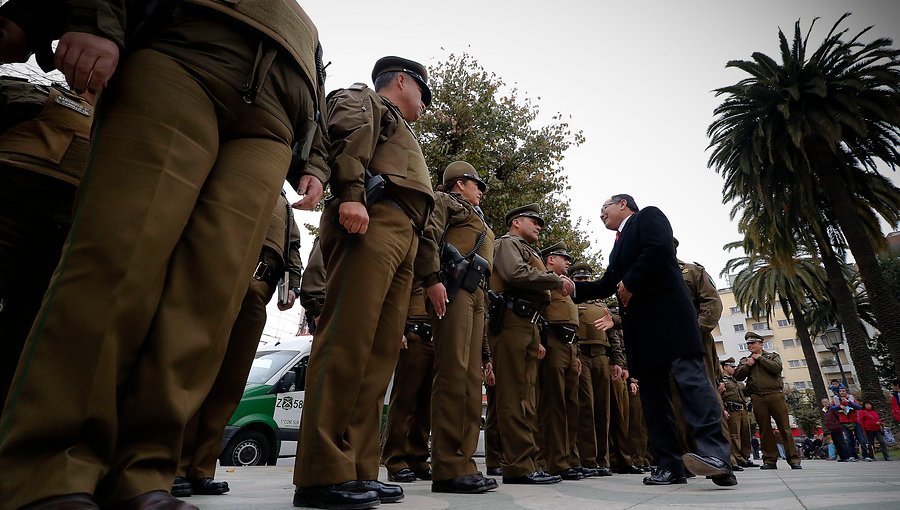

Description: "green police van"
218 337 312 467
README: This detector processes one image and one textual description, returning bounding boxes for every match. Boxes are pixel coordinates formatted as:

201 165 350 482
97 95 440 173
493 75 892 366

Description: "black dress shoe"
22 494 100 510
732 465 744 472
293 482 380 509
107 491 198 510
642 469 687 485
485 467 502 476
614 465 645 475
190 477 230 495
596 467 613 477
502 471 562 484
681 453 731 478
552 467 585 480
354 481 403 503
432 474 497 494
387 468 416 483
760 463 777 470
789 463 802 470
414 468 433 481
711 473 738 487
742 460 760 467
574 466 602 477
171 477 193 498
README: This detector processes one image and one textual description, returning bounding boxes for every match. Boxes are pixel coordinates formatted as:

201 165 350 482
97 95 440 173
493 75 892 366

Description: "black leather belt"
252 261 280 283
505 297 540 323
725 402 745 411
578 343 608 356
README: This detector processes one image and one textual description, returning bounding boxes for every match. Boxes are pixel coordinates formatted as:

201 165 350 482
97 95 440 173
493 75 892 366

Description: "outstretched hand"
593 307 614 331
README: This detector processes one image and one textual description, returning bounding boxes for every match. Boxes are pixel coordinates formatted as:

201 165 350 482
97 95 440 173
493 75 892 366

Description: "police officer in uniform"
299 237 325 334
570 263 617 477
537 242 584 480
606 310 643 474
675 239 724 383
488 204 573 485
734 331 802 470
294 56 435 509
719 356 755 469
0 1 327 508
175 191 303 497
0 78 93 412
382 285 435 484
415 161 497 493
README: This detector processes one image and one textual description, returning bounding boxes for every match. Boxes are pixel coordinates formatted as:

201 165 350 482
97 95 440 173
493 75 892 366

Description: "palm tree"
723 245 829 403
708 14 900 378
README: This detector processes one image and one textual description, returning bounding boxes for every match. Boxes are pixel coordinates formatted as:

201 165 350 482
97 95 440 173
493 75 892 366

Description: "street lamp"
821 326 847 387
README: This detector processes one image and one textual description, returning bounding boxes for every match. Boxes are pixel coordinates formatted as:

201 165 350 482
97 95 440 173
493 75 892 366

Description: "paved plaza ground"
189 458 900 509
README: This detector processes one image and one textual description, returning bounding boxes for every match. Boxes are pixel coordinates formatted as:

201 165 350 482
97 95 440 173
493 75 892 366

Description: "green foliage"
881 255 900 301
416 52 599 267
784 388 822 436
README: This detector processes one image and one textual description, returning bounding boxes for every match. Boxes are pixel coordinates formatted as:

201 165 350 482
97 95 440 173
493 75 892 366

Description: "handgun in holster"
365 170 386 207
487 290 506 335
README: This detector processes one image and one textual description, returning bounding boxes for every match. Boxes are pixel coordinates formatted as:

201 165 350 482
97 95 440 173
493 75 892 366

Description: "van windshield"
247 350 300 384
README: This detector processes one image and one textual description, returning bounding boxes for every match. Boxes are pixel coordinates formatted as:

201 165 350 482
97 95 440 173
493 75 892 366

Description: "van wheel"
220 430 270 467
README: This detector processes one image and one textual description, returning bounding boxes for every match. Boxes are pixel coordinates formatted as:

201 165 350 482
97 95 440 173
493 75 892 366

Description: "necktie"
616 231 621 242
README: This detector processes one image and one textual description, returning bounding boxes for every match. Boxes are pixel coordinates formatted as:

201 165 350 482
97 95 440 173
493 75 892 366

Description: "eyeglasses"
601 200 621 211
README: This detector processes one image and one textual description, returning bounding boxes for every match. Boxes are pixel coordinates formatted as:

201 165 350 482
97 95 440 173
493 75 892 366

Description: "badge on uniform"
55 95 92 117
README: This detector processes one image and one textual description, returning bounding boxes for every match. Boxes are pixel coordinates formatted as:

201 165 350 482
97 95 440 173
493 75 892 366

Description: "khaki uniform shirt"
734 350 784 395
489 234 559 307
721 375 747 405
679 260 723 333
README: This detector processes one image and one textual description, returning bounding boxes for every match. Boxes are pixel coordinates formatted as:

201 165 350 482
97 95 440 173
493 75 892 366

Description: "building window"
783 338 795 348
730 306 741 315
846 377 855 384
733 324 745 332
752 322 767 331
738 344 748 352
801 359 808 367
777 319 793 327
763 341 774 350
788 360 801 368
794 381 807 389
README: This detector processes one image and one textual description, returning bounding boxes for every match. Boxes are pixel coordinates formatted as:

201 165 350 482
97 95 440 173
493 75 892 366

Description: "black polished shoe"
596 467 613 477
760 463 777 470
293 482 380 509
711 473 738 487
171 477 193 498
191 478 230 495
732 465 744 472
502 471 562 484
681 453 731 478
639 465 652 473
432 474 497 494
387 468 416 483
741 460 760 468
614 465 645 475
642 469 687 485
552 468 585 480
22 494 100 510
485 467 502 476
789 463 802 470
574 466 602 477
414 468 433 481
354 481 403 503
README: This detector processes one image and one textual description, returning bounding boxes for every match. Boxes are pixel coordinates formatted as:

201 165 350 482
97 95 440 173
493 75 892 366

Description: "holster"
405 321 433 342
548 323 577 344
487 290 506 335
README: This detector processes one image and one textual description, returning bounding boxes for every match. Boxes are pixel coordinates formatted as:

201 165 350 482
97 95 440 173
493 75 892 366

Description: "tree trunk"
785 295 827 404
817 242 892 424
819 169 900 379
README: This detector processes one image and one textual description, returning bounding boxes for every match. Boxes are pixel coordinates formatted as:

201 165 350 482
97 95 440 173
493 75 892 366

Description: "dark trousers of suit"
179 274 276 480
381 331 434 476
639 355 730 476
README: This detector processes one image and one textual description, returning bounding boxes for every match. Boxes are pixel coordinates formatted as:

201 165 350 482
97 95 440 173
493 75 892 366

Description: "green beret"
505 203 544 227
443 161 486 191
372 56 431 106
541 241 572 261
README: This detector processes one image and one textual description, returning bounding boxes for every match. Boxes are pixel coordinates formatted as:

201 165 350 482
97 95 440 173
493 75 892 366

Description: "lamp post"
821 326 847 387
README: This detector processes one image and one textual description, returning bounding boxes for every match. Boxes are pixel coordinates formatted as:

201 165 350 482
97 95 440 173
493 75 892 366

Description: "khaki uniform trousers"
484 383 502 470
751 392 801 466
179 269 278 479
295 200 418 486
726 408 751 465
576 347 611 468
381 330 434 475
0 169 74 414
609 377 634 469
538 332 579 473
0 49 296 507
430 287 486 481
627 390 650 466
488 310 541 478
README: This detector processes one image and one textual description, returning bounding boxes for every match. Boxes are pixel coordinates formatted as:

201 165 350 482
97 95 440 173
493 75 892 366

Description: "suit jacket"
574 206 703 375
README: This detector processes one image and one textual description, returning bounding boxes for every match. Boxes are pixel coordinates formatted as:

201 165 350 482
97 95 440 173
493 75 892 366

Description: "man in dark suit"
574 194 735 487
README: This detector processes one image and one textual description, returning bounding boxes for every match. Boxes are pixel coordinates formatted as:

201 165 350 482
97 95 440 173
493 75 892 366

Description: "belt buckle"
253 261 269 280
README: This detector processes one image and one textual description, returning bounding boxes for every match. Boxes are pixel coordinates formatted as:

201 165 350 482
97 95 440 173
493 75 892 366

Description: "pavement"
187 458 900 509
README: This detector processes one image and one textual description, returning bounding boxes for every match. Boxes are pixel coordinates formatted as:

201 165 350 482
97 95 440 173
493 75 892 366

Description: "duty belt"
547 323 578 344
578 343 607 356
725 402 745 411
505 297 541 324
253 261 280 284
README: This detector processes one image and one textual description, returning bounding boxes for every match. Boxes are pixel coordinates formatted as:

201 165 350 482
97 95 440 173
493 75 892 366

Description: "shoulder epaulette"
349 82 368 91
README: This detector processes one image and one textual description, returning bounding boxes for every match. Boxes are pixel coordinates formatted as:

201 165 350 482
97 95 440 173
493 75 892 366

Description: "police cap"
505 203 544 227
570 262 593 278
720 356 736 366
541 241 572 261
443 161 486 192
744 331 764 342
372 56 432 106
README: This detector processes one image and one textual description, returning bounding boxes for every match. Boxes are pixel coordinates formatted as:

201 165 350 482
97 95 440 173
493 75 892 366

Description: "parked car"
218 337 312 467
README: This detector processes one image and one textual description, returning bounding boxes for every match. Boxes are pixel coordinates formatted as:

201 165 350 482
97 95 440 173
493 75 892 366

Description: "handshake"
558 275 575 296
